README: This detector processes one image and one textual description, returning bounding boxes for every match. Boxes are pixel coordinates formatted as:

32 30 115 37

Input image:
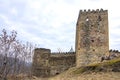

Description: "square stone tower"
75 9 109 67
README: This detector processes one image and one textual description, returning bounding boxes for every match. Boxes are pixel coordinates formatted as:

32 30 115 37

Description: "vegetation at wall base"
73 57 120 74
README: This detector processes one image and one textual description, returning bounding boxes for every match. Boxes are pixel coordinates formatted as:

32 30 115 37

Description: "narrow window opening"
93 49 95 51
98 15 102 21
91 40 94 42
56 73 59 75
85 17 89 22
86 18 89 21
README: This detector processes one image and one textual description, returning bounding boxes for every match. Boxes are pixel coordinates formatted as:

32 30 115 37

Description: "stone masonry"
32 9 110 77
76 9 109 67
32 48 75 77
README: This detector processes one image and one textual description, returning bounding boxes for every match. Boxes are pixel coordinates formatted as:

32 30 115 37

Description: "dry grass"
7 72 120 80
49 72 120 80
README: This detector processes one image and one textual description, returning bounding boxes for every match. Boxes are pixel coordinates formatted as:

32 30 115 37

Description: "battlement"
79 9 107 14
51 52 75 54
51 52 75 57
109 49 120 53
76 8 109 67
35 48 51 52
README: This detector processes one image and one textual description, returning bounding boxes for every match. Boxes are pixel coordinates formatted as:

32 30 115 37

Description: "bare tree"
57 48 62 53
0 29 17 80
0 29 34 80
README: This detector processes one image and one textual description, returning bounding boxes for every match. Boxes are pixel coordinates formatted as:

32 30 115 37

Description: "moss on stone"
73 58 120 74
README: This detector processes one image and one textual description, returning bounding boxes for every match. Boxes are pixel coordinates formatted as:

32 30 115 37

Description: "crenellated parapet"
109 49 120 53
79 9 107 14
76 8 108 26
108 49 120 59
51 52 75 57
76 8 109 67
51 52 75 54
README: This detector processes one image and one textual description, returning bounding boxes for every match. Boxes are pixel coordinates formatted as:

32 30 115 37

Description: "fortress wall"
32 9 111 77
32 48 76 77
49 55 76 76
50 52 75 57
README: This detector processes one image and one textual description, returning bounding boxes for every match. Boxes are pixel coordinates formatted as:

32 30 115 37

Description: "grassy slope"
49 58 120 80
73 57 120 74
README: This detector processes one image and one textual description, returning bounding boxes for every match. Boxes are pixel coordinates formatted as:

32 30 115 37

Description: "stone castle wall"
32 9 111 77
50 52 75 76
32 48 76 77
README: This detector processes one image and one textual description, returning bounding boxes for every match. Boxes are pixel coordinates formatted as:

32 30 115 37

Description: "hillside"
48 57 120 80
16 57 120 80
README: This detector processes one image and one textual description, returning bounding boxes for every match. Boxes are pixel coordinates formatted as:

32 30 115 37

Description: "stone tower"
32 48 51 77
76 9 109 67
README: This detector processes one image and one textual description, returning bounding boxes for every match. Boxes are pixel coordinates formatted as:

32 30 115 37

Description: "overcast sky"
0 0 120 52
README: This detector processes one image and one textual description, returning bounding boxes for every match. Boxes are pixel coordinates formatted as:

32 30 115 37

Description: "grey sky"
0 0 120 52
